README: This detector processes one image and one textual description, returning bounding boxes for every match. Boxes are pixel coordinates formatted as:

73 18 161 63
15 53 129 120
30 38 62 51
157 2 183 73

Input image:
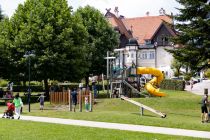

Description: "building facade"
106 9 176 78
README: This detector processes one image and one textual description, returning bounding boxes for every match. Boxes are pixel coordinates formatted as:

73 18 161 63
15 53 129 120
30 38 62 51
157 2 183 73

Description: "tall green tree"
0 18 11 78
168 0 210 72
5 0 88 95
171 58 183 77
74 5 119 85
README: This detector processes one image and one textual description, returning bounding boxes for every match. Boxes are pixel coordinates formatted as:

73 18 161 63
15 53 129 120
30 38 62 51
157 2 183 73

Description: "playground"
0 48 209 139
0 89 209 131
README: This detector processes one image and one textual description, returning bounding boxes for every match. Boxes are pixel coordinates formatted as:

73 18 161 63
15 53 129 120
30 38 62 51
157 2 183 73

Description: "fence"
50 88 94 112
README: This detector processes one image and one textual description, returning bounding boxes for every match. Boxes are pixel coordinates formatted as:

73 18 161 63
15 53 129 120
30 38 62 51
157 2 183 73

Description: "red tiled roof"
106 12 132 39
122 15 173 44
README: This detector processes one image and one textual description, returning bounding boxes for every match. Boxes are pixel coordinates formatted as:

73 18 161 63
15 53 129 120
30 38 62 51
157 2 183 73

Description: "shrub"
160 79 185 91
204 69 210 78
0 79 8 87
13 85 43 92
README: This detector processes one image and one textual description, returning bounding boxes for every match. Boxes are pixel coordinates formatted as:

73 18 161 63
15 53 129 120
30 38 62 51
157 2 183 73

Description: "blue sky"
0 0 181 18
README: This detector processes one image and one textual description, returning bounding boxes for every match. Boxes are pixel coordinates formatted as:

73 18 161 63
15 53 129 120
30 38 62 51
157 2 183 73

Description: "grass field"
0 119 204 140
0 89 209 132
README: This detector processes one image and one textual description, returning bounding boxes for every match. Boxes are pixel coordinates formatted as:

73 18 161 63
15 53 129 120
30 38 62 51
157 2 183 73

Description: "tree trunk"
44 78 49 99
85 76 89 88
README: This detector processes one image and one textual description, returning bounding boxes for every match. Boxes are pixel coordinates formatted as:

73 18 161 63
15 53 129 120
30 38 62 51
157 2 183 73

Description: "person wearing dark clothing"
201 94 208 123
0 88 3 98
71 89 77 112
37 94 45 110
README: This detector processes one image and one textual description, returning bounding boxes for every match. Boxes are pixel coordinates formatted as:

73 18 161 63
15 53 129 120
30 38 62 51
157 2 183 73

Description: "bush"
160 79 185 91
0 79 8 87
13 85 43 92
204 69 210 78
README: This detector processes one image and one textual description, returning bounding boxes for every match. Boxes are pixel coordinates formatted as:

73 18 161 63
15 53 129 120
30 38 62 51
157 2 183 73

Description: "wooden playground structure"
50 88 94 112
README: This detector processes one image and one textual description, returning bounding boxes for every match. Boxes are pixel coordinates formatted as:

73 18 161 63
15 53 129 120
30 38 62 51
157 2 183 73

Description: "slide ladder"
121 95 166 118
122 80 147 97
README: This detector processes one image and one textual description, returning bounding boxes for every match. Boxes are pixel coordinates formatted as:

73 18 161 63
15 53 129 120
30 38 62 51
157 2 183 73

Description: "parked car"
171 76 184 80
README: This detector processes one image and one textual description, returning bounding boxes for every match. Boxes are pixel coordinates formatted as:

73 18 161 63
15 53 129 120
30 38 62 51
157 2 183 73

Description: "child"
37 94 45 110
85 96 89 112
13 93 22 119
2 101 15 119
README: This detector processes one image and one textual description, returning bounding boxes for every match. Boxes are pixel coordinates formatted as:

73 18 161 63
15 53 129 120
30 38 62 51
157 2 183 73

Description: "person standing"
190 79 194 90
13 93 23 119
37 94 45 110
71 88 77 112
85 96 89 112
201 94 208 123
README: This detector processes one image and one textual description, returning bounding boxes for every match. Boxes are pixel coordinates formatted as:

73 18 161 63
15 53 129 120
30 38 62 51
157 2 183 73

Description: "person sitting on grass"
201 93 209 123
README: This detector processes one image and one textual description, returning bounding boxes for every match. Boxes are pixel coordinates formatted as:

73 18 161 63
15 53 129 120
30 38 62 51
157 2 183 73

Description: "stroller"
2 102 15 119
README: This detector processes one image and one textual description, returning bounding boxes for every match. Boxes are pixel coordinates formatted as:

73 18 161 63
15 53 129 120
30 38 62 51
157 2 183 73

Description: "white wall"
156 46 174 78
137 49 155 67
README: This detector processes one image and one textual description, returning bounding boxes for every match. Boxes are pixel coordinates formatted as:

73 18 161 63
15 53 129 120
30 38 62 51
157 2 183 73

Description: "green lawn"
0 89 209 132
0 119 204 140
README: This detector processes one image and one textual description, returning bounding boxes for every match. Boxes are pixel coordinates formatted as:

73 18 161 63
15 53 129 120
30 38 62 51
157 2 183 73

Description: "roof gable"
106 12 132 39
122 15 174 44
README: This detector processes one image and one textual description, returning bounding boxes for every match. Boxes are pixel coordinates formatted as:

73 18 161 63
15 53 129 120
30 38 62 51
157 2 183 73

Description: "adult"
71 88 77 112
190 79 194 90
201 93 208 123
0 88 4 98
13 93 23 119
37 94 45 110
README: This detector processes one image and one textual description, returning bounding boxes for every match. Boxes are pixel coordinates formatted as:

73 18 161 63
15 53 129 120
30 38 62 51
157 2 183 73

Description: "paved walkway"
9 115 210 139
185 80 210 95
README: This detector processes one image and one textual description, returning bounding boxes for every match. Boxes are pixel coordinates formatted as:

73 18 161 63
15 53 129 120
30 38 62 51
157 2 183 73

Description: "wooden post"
68 89 72 111
89 91 92 112
79 89 82 112
140 107 144 116
204 88 208 95
50 92 52 104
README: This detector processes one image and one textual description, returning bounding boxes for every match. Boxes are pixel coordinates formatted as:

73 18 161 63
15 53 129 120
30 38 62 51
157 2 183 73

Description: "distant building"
105 9 176 78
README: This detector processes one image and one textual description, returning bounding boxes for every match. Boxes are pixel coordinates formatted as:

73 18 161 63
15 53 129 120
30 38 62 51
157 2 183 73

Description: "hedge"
160 79 185 91
13 85 43 92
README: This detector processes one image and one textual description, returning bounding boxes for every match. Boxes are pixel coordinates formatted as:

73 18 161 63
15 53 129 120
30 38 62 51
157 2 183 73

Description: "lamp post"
24 50 35 112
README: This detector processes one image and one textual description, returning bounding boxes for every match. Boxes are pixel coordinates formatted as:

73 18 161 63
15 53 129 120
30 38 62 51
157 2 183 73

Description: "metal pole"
106 51 109 96
68 89 72 111
28 56 31 112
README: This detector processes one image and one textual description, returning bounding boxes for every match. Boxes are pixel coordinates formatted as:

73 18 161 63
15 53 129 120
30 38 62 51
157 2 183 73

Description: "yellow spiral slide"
137 67 166 97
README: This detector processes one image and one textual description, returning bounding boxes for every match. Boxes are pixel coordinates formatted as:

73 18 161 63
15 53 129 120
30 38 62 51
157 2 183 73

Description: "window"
149 51 155 59
145 40 151 45
140 51 155 59
131 53 134 58
142 51 147 59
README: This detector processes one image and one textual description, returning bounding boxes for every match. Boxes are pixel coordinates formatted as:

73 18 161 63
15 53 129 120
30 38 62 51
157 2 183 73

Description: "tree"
74 5 119 85
168 0 210 73
171 58 183 77
4 0 88 96
0 18 11 78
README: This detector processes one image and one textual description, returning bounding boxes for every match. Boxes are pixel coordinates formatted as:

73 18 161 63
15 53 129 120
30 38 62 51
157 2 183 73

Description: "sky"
0 0 181 18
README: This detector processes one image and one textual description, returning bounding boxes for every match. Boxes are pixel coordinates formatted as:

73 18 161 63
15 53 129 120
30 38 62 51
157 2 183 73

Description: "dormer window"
145 40 151 45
